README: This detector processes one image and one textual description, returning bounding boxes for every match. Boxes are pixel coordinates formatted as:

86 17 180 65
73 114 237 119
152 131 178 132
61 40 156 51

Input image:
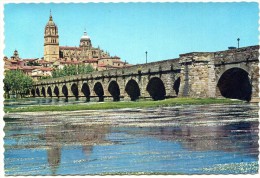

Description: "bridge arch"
108 80 120 101
47 86 52 97
54 86 59 97
125 79 140 101
173 77 181 95
31 88 36 97
146 77 166 100
41 87 46 97
71 83 79 99
217 67 252 101
36 87 40 97
62 85 68 98
81 83 91 101
25 89 30 96
94 82 104 102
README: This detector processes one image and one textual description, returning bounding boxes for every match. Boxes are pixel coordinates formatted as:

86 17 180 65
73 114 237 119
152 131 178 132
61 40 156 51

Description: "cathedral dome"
81 31 90 40
46 13 56 27
46 20 55 26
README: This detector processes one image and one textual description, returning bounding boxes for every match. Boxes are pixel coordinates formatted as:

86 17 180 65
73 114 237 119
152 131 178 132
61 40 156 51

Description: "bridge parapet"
35 57 181 86
213 45 259 65
179 52 213 64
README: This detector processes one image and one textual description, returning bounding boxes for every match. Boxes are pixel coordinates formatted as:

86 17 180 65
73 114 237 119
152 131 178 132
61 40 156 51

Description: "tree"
85 64 94 73
4 70 33 98
78 64 85 74
27 61 41 66
51 64 95 78
41 76 51 80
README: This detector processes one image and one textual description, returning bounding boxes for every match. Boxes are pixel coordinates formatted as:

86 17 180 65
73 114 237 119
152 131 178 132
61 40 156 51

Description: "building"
43 12 131 70
4 12 132 81
44 13 59 62
4 50 53 81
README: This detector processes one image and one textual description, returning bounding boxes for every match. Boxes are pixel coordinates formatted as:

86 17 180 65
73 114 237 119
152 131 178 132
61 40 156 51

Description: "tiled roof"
40 67 53 71
97 63 107 67
124 64 133 67
39 60 53 64
21 66 37 70
71 61 81 64
6 66 44 71
23 58 38 61
99 57 113 60
9 60 19 63
60 61 82 64
60 46 81 50
112 56 120 59
97 64 123 68
83 59 98 63
112 60 124 63
110 65 124 68
6 66 19 70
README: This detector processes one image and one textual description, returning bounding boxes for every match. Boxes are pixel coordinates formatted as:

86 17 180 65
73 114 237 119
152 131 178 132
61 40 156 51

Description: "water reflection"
4 103 259 175
4 97 91 109
129 121 258 157
48 147 61 175
43 123 110 174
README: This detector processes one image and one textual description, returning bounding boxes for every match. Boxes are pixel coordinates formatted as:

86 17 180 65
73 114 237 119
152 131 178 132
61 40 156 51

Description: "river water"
3 98 259 175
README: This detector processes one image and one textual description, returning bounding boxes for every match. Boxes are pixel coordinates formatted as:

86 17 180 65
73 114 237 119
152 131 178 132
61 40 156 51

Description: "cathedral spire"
83 28 87 36
49 10 53 21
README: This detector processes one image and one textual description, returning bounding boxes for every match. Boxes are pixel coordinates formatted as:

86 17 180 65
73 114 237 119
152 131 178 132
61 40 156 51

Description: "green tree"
27 61 41 66
41 76 51 80
51 64 95 78
52 69 57 78
78 64 85 74
85 64 94 73
60 65 66 77
67 65 77 75
4 70 33 98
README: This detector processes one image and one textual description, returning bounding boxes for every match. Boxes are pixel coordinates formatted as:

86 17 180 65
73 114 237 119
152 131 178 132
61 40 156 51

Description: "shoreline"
4 98 243 113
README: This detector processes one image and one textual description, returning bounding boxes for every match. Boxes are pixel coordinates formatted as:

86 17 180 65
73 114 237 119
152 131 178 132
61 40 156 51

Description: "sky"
3 2 259 64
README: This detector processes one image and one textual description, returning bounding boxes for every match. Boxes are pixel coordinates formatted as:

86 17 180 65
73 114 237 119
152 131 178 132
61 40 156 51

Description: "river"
3 98 259 175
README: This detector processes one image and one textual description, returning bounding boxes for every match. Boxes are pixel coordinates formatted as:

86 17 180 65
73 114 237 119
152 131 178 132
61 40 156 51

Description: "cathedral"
44 12 129 70
4 12 131 82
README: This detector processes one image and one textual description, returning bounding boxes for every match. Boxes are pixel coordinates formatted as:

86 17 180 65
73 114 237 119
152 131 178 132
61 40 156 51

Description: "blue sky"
3 2 259 64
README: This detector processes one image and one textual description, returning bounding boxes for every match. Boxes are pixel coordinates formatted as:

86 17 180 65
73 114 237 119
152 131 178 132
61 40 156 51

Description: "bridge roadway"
32 45 259 102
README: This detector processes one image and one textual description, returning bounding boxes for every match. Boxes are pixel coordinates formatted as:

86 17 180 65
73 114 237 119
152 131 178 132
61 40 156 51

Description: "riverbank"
4 98 242 113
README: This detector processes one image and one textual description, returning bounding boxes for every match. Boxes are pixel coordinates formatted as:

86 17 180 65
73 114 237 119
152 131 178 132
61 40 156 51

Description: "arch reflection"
43 123 110 175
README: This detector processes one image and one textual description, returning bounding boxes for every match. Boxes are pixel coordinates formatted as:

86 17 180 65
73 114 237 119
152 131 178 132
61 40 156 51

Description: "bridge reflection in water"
43 124 110 175
4 104 259 175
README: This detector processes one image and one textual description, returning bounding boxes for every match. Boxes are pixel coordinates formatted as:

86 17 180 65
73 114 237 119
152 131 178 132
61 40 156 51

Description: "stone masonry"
33 45 259 101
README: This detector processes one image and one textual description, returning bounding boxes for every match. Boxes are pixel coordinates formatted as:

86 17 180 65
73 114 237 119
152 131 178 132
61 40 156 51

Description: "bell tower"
44 11 59 62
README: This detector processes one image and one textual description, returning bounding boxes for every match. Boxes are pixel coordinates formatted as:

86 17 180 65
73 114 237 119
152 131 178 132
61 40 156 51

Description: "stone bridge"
32 45 259 102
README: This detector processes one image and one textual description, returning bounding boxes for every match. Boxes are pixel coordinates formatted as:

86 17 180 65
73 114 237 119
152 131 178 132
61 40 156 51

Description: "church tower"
80 31 92 49
44 11 59 62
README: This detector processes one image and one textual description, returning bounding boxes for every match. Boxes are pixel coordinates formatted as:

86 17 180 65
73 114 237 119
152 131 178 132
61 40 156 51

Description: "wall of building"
44 45 59 62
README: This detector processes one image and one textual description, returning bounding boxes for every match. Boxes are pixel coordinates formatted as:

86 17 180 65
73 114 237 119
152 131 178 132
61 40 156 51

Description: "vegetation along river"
3 98 259 175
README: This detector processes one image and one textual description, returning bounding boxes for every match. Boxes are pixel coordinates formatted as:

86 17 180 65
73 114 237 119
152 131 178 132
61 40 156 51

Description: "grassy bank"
4 98 242 113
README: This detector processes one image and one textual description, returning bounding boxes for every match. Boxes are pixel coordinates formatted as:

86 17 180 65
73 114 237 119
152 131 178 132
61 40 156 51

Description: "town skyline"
4 2 259 64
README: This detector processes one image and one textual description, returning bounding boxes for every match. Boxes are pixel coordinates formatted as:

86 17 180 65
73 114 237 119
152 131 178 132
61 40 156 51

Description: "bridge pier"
179 52 215 98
